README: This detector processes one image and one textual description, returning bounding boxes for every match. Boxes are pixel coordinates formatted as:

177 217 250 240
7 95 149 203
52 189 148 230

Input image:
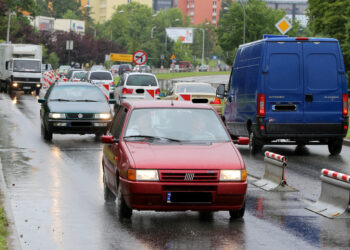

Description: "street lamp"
6 10 14 43
199 28 205 66
238 0 246 44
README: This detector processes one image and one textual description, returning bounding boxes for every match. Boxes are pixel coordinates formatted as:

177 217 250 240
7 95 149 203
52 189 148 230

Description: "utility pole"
6 9 12 43
199 28 205 66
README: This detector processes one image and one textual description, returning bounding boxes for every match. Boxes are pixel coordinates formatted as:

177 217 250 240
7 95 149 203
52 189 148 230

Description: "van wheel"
249 132 263 154
117 183 132 218
229 202 245 219
328 138 342 155
103 172 116 202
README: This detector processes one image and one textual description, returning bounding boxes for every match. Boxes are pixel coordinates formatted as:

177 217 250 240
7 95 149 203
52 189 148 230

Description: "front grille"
159 170 219 182
13 77 41 82
192 99 208 104
67 113 94 119
70 122 92 127
163 186 217 192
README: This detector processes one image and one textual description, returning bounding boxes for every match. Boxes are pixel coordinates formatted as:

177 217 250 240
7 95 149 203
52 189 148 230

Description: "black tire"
249 132 263 154
229 202 245 219
41 124 52 141
7 84 12 95
35 89 40 96
117 183 132 218
103 172 116 202
328 138 343 155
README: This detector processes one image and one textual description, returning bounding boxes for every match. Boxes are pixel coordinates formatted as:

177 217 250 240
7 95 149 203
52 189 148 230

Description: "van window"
306 54 338 90
268 54 300 90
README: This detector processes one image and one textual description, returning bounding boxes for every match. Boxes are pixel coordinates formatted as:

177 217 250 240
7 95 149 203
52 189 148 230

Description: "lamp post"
6 10 13 43
199 28 205 66
238 0 246 44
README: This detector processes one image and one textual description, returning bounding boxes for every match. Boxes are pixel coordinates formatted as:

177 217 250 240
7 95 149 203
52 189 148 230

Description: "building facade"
265 0 308 26
153 0 177 11
177 0 222 26
89 0 152 23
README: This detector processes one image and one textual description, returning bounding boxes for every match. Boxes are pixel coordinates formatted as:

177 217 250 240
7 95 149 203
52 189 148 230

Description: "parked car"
69 70 87 82
118 64 132 75
85 70 115 98
179 61 192 72
101 100 249 218
217 36 348 155
164 82 222 115
114 72 160 105
38 82 115 141
170 64 180 73
199 65 209 72
217 64 229 71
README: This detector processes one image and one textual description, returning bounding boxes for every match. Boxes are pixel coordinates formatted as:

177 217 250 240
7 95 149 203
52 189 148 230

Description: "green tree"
62 9 79 20
37 0 83 19
47 52 59 69
173 41 192 62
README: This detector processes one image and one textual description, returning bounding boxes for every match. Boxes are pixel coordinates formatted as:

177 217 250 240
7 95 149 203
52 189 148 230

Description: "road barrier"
306 169 350 219
100 84 110 100
253 151 297 192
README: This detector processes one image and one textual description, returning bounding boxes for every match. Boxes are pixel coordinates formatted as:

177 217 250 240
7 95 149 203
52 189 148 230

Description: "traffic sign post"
275 17 292 35
133 50 148 65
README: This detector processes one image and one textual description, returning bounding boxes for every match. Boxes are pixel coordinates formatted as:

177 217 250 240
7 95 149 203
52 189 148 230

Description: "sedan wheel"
229 202 245 219
117 183 132 218
103 173 116 202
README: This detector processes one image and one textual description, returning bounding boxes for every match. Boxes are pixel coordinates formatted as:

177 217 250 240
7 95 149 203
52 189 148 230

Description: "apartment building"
153 0 177 11
177 0 222 26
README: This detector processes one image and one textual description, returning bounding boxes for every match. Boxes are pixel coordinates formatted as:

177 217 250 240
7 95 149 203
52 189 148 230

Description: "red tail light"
122 88 133 94
342 94 348 117
109 81 114 86
210 97 221 104
257 94 266 116
155 88 160 95
296 37 309 41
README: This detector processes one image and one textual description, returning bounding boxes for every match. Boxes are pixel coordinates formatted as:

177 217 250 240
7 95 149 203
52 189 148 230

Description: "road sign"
133 50 148 65
172 59 177 63
110 53 133 62
66 40 73 50
170 54 176 60
275 17 292 35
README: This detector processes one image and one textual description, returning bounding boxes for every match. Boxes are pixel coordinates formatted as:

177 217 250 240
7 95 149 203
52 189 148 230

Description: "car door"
302 41 344 123
103 106 128 192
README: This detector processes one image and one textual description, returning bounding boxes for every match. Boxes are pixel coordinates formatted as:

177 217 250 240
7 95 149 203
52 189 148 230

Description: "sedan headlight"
49 113 66 119
94 113 111 119
220 170 247 181
128 169 159 181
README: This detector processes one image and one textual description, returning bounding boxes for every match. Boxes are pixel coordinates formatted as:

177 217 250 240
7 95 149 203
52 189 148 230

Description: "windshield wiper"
74 99 98 102
123 135 182 142
49 99 72 102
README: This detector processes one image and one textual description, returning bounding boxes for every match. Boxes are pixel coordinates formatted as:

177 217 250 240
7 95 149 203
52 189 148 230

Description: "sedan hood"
125 142 244 170
48 101 110 113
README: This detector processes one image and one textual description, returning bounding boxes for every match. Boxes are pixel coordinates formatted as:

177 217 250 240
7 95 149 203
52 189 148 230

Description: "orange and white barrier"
177 94 191 101
100 84 110 100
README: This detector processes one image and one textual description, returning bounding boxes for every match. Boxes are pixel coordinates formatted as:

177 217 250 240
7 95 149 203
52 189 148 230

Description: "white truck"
0 43 43 95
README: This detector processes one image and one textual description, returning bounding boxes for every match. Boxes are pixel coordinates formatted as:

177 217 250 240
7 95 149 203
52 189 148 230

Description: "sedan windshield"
13 60 41 73
176 84 215 94
124 108 230 142
90 72 113 80
126 75 157 86
49 85 107 102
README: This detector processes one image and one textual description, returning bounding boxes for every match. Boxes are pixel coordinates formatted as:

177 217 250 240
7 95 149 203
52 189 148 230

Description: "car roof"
54 81 95 86
126 72 155 76
175 82 212 86
122 100 213 110
89 70 112 73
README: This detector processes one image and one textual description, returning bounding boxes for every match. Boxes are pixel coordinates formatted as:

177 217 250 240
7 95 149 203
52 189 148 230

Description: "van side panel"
225 42 263 137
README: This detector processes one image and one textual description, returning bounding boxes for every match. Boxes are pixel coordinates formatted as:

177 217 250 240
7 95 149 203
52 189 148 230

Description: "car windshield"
90 72 113 80
49 85 107 102
13 60 41 73
176 84 214 94
73 71 87 79
124 108 230 142
126 75 157 86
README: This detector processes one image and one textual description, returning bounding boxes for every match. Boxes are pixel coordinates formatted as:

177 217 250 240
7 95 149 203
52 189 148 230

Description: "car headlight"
128 169 159 181
94 113 111 119
12 82 18 87
49 113 66 119
220 170 247 181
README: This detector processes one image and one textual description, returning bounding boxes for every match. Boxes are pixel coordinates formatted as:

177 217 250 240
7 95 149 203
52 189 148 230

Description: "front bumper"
11 82 42 91
48 119 111 134
120 178 247 211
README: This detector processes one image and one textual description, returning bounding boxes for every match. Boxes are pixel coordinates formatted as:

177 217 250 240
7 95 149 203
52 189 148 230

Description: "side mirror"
216 84 227 99
101 135 117 144
109 99 116 104
159 92 165 98
45 64 49 70
38 98 46 104
5 61 9 70
234 137 249 145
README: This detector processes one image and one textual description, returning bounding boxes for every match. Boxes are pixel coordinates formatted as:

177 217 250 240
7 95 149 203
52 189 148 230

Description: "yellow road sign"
110 53 133 62
275 17 292 35
170 54 176 60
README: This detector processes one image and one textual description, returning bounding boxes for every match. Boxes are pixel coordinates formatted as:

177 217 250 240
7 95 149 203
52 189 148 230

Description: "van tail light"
210 97 221 105
122 88 133 94
342 94 348 117
257 94 266 116
155 88 160 95
296 37 309 41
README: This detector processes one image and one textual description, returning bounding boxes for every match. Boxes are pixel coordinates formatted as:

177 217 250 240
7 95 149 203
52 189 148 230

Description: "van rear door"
302 41 344 124
263 42 304 125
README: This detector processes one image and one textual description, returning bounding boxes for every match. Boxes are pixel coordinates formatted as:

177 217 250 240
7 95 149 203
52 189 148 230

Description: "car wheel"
103 172 116 202
229 201 245 219
117 183 132 218
41 124 52 141
7 84 12 95
35 89 40 96
328 138 342 155
249 132 263 155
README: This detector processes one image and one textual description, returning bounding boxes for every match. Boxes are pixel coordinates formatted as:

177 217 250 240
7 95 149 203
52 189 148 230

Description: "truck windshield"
13 60 41 73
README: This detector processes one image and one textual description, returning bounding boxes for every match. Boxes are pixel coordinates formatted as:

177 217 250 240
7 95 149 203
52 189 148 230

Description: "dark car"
118 64 132 75
38 82 116 141
101 100 249 218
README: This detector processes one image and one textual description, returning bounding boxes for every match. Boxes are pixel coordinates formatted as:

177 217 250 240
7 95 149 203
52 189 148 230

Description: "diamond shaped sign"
275 17 292 35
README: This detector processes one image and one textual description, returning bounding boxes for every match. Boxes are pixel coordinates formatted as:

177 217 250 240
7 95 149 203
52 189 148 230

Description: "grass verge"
0 205 8 250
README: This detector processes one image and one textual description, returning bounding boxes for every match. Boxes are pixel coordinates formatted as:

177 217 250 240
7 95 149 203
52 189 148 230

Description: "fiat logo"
78 113 83 119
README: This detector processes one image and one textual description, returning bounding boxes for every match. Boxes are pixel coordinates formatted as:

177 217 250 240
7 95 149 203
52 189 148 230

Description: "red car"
101 100 248 218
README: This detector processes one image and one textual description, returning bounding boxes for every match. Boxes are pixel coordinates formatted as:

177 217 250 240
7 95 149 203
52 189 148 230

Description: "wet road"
0 91 350 250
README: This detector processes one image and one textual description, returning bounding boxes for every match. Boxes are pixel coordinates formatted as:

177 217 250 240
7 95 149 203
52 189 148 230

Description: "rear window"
126 75 157 86
90 72 113 80
177 84 214 93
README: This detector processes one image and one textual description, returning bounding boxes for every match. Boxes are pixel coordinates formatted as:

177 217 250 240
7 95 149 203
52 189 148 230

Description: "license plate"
23 86 31 89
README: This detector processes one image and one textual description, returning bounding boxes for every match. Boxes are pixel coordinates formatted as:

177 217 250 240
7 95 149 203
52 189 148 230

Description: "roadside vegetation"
0 204 8 250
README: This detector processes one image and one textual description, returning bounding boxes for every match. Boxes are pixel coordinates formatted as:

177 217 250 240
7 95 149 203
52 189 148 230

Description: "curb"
0 158 22 250
344 139 350 147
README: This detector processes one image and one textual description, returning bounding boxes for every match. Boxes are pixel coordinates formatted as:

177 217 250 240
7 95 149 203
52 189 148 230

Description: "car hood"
125 142 244 170
48 101 110 113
